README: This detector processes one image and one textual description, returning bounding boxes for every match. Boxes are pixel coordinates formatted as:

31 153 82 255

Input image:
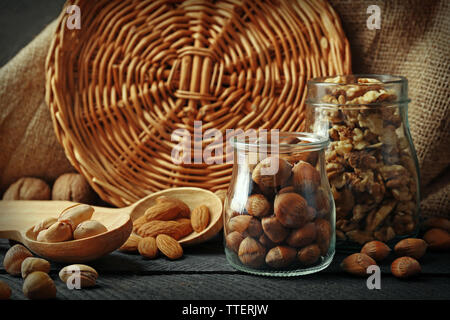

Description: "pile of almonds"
341 217 450 279
225 153 333 270
119 196 211 260
1 244 98 300
31 204 107 242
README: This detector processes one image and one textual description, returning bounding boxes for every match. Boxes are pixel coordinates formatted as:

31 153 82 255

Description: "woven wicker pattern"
45 0 351 207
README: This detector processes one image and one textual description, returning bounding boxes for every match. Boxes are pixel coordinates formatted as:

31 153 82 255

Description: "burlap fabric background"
0 1 448 217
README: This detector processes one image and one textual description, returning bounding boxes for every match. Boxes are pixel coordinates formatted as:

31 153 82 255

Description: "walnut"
393 213 416 235
374 225 396 242
334 188 354 219
345 151 377 170
357 113 384 135
52 173 96 204
365 200 396 232
3 177 51 200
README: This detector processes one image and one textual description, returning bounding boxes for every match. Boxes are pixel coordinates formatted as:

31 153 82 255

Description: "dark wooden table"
1 237 449 300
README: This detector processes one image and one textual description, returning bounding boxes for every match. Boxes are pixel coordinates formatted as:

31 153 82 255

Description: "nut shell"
286 222 317 248
21 257 51 279
341 253 377 277
423 228 450 251
73 220 108 240
292 161 320 194
394 238 427 259
0 280 11 300
58 204 94 230
225 231 245 253
361 240 391 262
265 246 297 268
245 194 271 218
297 244 321 266
391 257 421 278
238 237 266 268
3 244 33 276
59 264 98 288
52 173 96 203
252 156 292 188
3 177 51 200
43 221 73 242
23 271 56 300
261 215 289 243
274 192 309 228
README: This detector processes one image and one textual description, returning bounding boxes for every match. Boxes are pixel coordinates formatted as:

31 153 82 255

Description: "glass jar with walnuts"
305 75 420 249
223 132 335 276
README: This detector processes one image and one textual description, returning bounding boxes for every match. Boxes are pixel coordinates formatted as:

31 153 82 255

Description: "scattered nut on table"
23 271 56 300
3 244 33 276
59 264 98 288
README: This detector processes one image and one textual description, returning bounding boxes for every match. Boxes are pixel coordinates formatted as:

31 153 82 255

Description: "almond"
191 205 210 233
175 218 194 238
118 234 142 252
315 218 331 255
132 215 147 232
245 194 271 217
136 220 189 239
156 234 183 260
144 201 183 221
156 196 191 218
138 237 158 259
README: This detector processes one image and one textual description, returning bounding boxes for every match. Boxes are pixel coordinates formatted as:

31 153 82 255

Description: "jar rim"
307 74 408 85
231 132 329 152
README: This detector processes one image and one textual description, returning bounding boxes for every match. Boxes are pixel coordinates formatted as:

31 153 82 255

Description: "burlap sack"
0 1 448 217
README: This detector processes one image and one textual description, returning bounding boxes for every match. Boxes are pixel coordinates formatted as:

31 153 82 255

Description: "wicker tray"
45 0 351 207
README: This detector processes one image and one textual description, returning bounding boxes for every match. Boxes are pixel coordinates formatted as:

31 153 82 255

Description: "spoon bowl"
0 187 223 263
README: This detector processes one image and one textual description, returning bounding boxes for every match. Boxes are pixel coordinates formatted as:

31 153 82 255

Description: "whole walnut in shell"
52 173 96 204
3 177 51 200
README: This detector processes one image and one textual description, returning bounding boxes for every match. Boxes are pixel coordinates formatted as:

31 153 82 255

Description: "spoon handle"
0 200 77 237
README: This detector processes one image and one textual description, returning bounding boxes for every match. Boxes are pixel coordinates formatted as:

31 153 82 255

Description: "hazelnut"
73 220 108 240
52 173 96 203
3 244 33 276
361 241 391 262
292 161 320 195
265 246 297 268
21 257 51 279
278 186 295 194
341 253 377 277
274 193 309 228
394 238 427 259
59 264 98 288
226 231 245 253
297 244 321 266
261 215 289 243
286 222 317 248
258 233 276 249
2 177 50 200
391 257 421 278
252 156 292 188
58 204 94 230
0 280 11 300
43 221 73 242
245 194 271 217
23 271 56 300
422 217 450 233
238 237 266 268
315 218 332 255
423 228 450 251
227 215 262 237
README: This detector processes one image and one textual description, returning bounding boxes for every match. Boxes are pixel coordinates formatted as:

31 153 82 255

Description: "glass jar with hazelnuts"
223 132 335 276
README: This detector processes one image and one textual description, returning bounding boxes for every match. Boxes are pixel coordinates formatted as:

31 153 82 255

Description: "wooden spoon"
0 187 223 263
